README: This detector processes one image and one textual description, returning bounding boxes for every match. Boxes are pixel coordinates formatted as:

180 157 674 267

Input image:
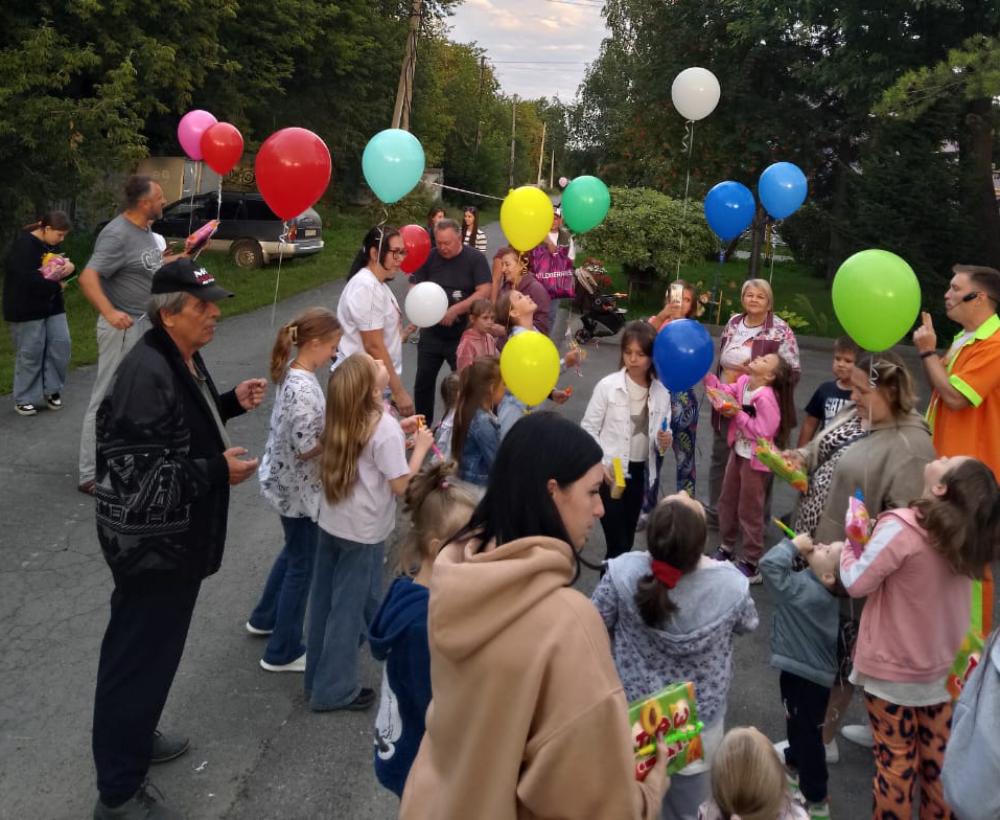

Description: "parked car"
152 192 323 268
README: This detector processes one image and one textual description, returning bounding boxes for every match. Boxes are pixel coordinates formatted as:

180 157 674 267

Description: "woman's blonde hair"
320 354 382 503
269 307 341 383
710 727 791 820
396 461 477 575
855 351 917 416
741 278 774 312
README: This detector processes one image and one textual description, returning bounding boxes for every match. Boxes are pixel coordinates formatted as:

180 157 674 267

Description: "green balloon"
832 249 921 352
561 176 611 233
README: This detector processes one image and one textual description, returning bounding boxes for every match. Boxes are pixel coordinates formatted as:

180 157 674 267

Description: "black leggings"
599 460 647 562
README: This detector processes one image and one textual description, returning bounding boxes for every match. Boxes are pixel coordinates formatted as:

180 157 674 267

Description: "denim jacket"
458 408 500 486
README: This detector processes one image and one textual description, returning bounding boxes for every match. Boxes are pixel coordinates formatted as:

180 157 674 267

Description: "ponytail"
23 210 72 234
269 307 341 383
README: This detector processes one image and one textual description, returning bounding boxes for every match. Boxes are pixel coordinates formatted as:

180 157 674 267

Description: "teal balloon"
832 249 921 352
561 176 611 233
362 129 426 204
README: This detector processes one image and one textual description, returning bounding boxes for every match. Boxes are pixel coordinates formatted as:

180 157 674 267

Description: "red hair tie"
650 559 683 589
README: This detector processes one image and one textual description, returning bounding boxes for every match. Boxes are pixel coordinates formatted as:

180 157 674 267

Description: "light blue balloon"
758 162 807 220
362 129 426 204
704 181 755 242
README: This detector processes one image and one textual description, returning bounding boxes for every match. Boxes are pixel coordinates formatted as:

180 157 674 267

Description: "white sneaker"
245 621 273 636
841 723 874 748
260 653 306 673
773 738 839 765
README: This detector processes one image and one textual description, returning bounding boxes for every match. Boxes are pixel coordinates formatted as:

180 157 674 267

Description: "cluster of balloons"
500 176 611 253
832 249 921 352
703 162 808 243
178 110 245 176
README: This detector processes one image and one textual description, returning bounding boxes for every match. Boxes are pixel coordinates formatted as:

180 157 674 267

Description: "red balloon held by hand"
399 224 431 274
200 123 244 176
255 128 332 221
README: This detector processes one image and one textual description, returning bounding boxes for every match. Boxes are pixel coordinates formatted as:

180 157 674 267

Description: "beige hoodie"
400 535 667 820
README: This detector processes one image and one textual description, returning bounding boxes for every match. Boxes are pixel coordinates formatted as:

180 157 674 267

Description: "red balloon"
254 128 332 221
200 122 244 176
399 224 431 274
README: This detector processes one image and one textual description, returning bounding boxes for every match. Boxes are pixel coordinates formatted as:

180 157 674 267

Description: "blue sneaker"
710 545 734 562
735 558 763 584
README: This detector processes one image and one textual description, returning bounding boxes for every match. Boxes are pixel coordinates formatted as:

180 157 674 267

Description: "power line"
492 60 591 64
543 0 604 7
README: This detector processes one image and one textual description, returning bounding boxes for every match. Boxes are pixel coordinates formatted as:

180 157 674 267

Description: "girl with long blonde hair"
308 353 433 712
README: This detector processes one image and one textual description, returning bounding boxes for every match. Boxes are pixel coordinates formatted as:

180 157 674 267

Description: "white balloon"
671 67 721 121
405 281 449 328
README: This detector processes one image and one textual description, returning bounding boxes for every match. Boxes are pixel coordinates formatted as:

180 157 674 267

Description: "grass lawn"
603 257 844 339
0 207 370 396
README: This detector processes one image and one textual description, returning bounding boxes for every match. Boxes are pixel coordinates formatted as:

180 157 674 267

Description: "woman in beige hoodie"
400 411 670 819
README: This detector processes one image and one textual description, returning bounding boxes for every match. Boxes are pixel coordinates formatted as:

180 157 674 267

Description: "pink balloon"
177 110 218 161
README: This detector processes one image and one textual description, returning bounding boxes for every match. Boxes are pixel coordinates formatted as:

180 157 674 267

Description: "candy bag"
705 386 740 415
754 438 808 493
844 490 872 558
39 252 70 281
629 682 704 781
185 219 220 256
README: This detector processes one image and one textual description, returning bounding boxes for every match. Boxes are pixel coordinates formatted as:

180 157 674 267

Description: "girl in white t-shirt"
307 353 434 712
249 308 342 673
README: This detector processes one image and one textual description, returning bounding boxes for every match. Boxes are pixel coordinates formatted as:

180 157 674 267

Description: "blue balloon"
653 319 714 392
362 129 426 204
704 181 755 242
758 162 807 220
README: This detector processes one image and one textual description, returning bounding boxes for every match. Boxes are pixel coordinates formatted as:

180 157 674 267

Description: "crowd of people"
4 176 1000 820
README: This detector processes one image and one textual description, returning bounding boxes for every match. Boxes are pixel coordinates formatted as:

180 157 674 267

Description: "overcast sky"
446 0 608 101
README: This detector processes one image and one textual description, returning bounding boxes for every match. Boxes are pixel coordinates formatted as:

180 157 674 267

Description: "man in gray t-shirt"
77 175 170 493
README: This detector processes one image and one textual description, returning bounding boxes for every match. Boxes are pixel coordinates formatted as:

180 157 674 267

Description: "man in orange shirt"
913 263 1000 631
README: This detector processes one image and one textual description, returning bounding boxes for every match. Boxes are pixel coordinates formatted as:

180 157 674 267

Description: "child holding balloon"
581 320 671 562
705 354 796 583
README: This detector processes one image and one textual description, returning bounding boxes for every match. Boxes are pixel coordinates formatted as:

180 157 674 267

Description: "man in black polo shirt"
410 219 491 422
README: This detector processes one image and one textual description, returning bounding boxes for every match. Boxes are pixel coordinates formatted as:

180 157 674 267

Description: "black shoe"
45 393 63 410
150 730 190 764
14 403 37 416
93 780 181 819
312 687 376 713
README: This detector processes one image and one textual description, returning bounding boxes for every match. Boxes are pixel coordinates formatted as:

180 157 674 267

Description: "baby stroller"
571 260 628 344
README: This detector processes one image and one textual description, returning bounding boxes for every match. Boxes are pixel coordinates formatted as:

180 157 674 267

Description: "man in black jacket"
91 258 265 820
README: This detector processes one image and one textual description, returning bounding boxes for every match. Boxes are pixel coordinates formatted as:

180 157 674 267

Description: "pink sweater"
456 329 499 372
703 374 780 473
840 507 971 683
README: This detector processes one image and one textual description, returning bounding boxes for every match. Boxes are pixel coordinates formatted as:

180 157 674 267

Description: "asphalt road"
0 224 945 819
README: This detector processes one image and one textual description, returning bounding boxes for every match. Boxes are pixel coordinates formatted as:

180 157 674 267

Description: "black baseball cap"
152 258 233 302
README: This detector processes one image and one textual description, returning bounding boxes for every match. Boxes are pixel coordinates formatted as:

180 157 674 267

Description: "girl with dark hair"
2 211 74 415
426 206 445 248
337 225 414 416
451 356 504 488
400 411 671 819
248 308 342 672
840 456 1000 818
582 320 672 561
592 494 758 819
461 206 487 254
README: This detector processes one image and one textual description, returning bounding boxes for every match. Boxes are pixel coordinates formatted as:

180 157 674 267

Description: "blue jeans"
10 314 71 405
305 530 384 710
248 516 318 665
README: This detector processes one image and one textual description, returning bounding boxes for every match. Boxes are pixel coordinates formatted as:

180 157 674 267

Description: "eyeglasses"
388 248 407 257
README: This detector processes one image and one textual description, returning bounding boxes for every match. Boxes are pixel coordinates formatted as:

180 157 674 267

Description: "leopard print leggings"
864 694 957 820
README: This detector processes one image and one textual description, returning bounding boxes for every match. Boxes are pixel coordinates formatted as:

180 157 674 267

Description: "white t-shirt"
258 369 325 519
734 384 765 459
316 412 409 544
849 670 951 707
626 376 650 462
336 267 403 375
719 318 765 371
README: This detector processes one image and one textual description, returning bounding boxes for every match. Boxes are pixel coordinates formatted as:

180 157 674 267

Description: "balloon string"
216 176 223 222
426 181 506 201
187 161 200 235
270 221 288 326
674 120 696 281
768 221 777 284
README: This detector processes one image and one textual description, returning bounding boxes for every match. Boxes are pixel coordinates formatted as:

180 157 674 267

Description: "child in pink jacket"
704 354 795 583
456 298 498 372
840 456 1000 819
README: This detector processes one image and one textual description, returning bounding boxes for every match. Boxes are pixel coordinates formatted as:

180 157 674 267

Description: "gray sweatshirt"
942 635 1000 820
759 539 839 688
591 552 758 726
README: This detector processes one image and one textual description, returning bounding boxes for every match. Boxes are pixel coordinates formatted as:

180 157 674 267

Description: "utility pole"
509 96 517 189
474 55 486 157
392 0 422 130
536 122 546 187
549 150 555 190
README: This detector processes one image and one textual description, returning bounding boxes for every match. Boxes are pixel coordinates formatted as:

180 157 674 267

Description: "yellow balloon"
500 186 554 252
499 331 560 406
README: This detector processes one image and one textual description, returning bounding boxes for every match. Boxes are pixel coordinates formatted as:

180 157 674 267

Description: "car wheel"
231 239 264 269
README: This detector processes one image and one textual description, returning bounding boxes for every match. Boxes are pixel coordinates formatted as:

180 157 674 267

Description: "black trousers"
413 333 457 425
92 572 202 804
599 460 647 562
779 670 830 804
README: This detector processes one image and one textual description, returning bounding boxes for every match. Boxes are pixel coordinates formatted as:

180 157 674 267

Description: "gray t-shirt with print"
86 214 162 316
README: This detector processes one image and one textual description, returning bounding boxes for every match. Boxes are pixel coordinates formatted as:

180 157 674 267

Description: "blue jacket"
759 539 839 687
458 408 499 487
369 577 431 797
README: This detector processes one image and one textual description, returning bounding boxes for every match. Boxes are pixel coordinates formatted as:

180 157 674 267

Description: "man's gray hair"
434 218 461 236
147 291 191 328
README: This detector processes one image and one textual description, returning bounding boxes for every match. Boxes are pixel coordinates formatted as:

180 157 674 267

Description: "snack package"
946 629 984 700
705 386 740 415
611 457 626 500
754 438 808 493
844 490 872 558
629 682 704 781
185 219 220 256
39 252 70 281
